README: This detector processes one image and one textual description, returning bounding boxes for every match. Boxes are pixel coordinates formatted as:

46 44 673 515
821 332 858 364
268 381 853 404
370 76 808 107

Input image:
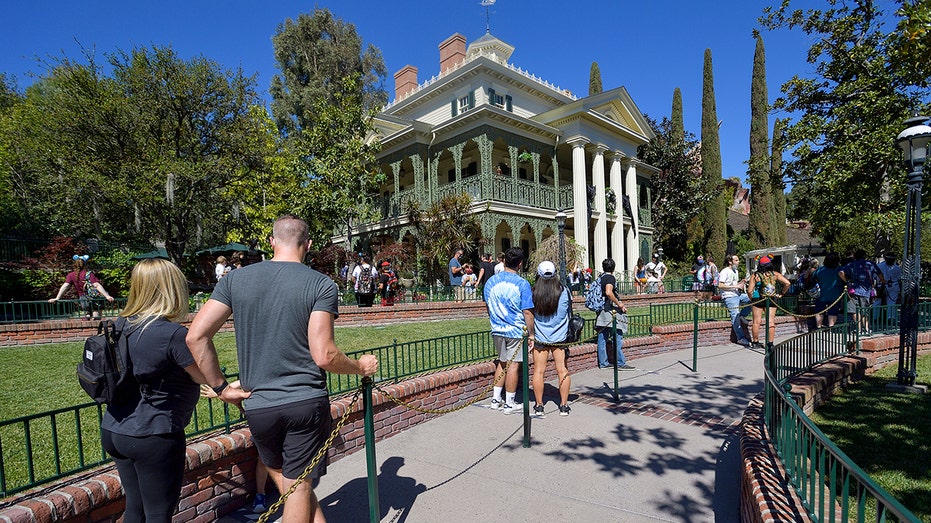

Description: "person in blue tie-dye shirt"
483 247 535 412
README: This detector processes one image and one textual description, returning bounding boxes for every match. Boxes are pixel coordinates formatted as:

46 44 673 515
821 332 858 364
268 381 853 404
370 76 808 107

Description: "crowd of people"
48 224 913 521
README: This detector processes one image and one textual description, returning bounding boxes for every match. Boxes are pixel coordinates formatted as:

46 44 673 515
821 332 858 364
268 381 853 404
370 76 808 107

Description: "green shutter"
505 95 512 112
451 99 457 117
468 90 475 109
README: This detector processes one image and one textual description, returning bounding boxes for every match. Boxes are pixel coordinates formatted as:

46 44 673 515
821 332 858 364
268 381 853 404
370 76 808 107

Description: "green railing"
764 322 924 521
0 299 129 324
337 285 484 306
0 383 243 498
0 315 622 497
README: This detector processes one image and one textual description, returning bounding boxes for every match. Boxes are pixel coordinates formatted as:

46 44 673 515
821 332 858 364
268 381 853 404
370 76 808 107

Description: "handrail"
764 323 923 521
0 299 129 325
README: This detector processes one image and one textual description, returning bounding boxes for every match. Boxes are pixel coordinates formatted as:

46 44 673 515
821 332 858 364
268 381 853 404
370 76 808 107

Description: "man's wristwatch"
211 380 229 396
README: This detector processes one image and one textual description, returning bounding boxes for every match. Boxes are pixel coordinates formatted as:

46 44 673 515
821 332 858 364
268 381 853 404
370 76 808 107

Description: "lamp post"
556 209 568 285
893 116 931 393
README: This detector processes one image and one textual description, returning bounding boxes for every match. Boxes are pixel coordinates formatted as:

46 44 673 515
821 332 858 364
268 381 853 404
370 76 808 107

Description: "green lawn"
810 355 931 521
0 317 496 420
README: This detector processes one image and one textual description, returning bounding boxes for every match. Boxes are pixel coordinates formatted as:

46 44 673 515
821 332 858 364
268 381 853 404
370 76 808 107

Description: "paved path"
220 341 771 523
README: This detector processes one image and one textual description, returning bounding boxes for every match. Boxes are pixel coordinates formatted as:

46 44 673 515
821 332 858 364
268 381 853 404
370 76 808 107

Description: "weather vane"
480 0 496 33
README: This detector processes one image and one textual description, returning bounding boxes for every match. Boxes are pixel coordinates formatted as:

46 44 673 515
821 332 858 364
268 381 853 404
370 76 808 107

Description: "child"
461 264 478 299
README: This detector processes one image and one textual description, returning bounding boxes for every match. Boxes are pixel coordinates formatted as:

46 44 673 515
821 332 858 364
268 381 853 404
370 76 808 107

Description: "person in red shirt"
49 255 115 320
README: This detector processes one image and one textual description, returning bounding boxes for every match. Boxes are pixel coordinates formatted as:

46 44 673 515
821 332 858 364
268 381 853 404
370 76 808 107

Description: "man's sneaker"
253 493 267 513
558 404 571 416
502 403 519 413
533 404 545 417
736 339 751 347
489 398 504 410
619 364 636 370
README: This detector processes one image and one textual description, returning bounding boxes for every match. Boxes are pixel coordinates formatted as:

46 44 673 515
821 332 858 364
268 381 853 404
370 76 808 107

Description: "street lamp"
893 115 931 392
556 209 568 285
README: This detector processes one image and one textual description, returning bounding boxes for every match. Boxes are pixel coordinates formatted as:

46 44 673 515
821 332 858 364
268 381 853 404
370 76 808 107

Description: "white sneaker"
502 403 519 413
488 398 504 410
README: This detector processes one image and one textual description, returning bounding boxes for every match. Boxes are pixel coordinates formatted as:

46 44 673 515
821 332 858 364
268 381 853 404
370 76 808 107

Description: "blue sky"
0 1 828 184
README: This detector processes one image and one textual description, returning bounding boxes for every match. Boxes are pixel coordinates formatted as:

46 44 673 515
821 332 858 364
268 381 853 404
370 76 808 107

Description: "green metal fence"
0 299 129 324
764 324 923 522
0 386 242 498
0 316 618 497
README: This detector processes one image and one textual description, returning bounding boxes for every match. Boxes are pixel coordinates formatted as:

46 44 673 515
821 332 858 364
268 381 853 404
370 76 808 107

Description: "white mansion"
334 30 658 273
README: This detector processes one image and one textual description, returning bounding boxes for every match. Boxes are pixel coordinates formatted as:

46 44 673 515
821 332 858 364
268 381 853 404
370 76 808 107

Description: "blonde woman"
100 259 211 523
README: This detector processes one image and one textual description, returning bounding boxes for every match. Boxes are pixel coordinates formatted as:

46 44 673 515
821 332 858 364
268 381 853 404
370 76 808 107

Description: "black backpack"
77 318 137 405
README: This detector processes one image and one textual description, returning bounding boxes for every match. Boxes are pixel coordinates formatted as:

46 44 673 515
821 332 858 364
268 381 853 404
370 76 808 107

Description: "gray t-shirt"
210 260 339 410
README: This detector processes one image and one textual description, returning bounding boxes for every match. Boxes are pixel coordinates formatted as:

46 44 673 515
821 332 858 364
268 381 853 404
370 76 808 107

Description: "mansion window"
487 88 513 112
451 90 475 117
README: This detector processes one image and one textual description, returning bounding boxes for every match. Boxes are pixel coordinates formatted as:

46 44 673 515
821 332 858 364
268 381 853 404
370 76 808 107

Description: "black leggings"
101 429 186 523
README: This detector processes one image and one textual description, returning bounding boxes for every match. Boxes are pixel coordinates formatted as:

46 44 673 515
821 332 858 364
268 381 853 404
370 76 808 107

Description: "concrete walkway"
220 341 771 523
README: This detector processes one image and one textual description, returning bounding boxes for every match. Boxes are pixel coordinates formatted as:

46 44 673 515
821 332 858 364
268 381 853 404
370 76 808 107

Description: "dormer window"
488 87 513 111
459 95 472 113
451 90 475 117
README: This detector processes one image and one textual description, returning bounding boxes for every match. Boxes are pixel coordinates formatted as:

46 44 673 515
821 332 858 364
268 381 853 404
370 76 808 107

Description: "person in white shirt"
718 254 751 347
494 252 505 275
644 254 667 293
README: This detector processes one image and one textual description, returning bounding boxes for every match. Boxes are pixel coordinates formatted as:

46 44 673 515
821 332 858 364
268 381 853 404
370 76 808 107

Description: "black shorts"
246 396 331 480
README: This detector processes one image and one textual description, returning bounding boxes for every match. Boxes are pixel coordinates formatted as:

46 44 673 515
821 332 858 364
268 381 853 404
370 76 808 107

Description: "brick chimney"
393 65 418 99
439 33 467 73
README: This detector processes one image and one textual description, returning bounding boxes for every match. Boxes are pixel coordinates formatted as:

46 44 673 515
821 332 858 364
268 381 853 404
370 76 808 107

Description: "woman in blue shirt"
530 261 572 417
814 252 844 327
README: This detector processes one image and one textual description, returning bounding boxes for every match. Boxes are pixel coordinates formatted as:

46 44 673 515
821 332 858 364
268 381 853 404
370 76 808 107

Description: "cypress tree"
589 62 603 95
771 118 788 246
748 35 773 248
701 49 728 263
671 88 684 145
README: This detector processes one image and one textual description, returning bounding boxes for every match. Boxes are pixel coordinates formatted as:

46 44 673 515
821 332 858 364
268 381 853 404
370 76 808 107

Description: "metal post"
612 312 619 401
556 210 568 287
898 164 923 386
692 301 699 372
362 377 380 523
893 116 931 392
522 334 531 447
765 298 771 347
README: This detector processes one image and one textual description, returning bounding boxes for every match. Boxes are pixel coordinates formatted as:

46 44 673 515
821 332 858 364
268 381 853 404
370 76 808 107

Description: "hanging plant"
517 151 533 164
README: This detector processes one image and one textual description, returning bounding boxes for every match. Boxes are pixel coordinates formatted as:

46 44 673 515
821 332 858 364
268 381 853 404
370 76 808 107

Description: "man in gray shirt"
187 214 378 523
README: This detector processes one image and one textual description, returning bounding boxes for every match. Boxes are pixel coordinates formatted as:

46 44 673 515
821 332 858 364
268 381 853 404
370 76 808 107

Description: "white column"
569 138 589 268
624 160 639 272
592 145 608 269
609 152 624 264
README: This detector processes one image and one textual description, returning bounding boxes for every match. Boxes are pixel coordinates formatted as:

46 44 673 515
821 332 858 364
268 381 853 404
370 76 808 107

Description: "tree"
0 46 272 265
760 0 931 252
270 9 388 247
405 194 483 285
671 88 684 144
288 74 385 246
700 49 728 263
269 8 387 135
638 112 707 262
0 74 31 236
770 118 788 246
747 35 774 248
589 62 603 95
